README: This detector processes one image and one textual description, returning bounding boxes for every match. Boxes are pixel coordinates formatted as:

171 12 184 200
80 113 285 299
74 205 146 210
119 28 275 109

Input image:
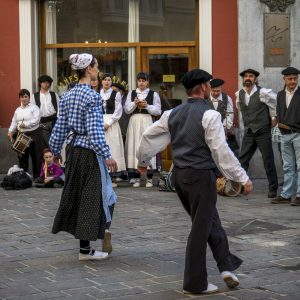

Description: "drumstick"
44 161 48 179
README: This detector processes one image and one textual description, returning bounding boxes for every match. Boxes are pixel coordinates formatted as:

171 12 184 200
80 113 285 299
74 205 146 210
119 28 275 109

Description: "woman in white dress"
124 72 161 188
101 74 127 187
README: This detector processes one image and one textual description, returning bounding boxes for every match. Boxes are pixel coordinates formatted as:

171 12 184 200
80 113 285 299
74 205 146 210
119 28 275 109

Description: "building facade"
0 0 299 174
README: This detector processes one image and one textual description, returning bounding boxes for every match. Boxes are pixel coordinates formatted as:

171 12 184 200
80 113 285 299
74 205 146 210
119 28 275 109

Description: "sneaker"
102 230 112 254
112 182 118 188
271 196 291 204
79 249 109 261
183 283 218 294
115 177 123 182
221 271 240 288
145 179 153 188
133 179 141 188
129 178 136 184
53 183 63 188
290 196 300 206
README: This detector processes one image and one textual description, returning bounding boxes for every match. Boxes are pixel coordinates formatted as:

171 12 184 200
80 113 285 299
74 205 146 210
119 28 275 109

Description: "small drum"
216 177 242 197
12 132 32 156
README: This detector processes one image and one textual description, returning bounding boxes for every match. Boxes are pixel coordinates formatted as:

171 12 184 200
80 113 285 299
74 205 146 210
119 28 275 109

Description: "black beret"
239 69 260 77
281 67 300 75
182 69 213 89
38 75 53 83
210 78 225 88
111 82 126 91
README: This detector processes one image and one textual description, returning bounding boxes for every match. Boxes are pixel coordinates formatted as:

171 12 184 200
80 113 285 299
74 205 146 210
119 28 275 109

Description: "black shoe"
271 196 291 204
290 197 300 206
35 182 45 188
268 191 277 198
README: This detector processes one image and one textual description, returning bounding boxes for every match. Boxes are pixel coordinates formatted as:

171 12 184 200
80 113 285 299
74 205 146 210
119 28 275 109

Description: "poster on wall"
264 13 290 67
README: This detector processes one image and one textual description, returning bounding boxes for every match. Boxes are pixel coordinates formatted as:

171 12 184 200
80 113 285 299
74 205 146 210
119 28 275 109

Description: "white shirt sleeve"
106 92 123 126
8 110 18 133
223 95 234 129
30 94 36 105
124 91 137 114
202 110 249 185
259 88 277 118
55 92 60 114
137 110 171 167
145 92 162 116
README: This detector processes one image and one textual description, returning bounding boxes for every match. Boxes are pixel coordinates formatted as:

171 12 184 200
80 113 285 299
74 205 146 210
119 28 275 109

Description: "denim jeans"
280 133 300 198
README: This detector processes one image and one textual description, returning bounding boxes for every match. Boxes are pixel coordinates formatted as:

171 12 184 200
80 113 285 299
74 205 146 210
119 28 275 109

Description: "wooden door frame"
139 46 197 73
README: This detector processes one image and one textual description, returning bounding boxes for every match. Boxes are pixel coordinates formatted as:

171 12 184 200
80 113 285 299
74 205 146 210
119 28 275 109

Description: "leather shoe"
271 196 291 204
290 197 300 206
268 191 277 198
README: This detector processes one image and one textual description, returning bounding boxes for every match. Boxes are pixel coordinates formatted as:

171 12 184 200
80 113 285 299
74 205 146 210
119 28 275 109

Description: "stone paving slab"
0 179 299 299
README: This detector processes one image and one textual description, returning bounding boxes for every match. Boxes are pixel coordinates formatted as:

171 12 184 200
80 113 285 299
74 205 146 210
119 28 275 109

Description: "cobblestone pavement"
0 178 299 299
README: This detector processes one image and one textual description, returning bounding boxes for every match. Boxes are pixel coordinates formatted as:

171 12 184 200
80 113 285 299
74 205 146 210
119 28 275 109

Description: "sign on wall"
264 13 290 67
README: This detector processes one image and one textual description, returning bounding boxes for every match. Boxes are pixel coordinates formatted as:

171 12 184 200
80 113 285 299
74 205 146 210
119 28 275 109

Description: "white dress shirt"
8 103 41 133
100 88 123 126
124 88 161 116
209 93 234 129
30 91 59 117
137 109 249 185
235 85 277 118
285 84 299 108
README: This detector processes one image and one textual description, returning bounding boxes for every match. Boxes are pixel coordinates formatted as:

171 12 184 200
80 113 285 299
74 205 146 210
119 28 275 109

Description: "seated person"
35 148 64 188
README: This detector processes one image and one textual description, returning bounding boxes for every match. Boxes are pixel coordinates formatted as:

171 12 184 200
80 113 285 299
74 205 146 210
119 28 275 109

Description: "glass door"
141 47 197 171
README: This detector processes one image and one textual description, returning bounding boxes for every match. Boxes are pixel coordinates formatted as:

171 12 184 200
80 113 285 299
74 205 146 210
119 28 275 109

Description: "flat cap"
210 78 225 88
38 75 53 83
239 69 260 77
182 69 212 89
281 67 300 75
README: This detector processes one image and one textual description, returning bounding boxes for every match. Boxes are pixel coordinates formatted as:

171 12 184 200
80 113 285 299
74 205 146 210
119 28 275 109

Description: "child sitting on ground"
35 148 64 188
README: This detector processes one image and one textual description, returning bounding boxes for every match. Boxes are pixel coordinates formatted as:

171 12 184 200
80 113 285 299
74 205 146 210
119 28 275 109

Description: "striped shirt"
49 83 111 159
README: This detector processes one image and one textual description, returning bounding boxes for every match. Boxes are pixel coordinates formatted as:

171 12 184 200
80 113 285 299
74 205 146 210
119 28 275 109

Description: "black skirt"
52 147 106 241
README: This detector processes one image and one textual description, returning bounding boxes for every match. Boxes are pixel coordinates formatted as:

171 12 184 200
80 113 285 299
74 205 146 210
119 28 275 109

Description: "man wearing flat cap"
272 67 300 206
30 75 60 146
236 68 278 198
136 69 253 294
208 78 239 155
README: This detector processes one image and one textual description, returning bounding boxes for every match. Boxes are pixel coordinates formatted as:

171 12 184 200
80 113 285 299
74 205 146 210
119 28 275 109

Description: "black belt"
41 115 57 123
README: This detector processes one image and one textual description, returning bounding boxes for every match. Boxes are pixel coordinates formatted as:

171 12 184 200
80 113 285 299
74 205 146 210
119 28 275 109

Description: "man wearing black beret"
272 67 300 206
30 75 60 146
236 69 278 198
208 78 239 155
137 69 253 294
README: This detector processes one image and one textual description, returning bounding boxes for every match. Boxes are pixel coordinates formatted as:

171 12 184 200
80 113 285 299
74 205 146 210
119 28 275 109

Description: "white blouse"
124 88 161 116
100 88 123 126
8 103 41 133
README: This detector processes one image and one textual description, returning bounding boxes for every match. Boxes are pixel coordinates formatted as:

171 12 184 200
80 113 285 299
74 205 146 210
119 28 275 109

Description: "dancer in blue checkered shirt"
50 53 118 261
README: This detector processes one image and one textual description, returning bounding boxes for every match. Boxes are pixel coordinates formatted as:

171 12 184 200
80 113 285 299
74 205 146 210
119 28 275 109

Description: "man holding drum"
137 69 253 295
8 89 45 179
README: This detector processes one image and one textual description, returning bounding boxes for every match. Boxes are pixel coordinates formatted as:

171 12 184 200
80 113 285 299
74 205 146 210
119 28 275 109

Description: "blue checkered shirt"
49 83 111 160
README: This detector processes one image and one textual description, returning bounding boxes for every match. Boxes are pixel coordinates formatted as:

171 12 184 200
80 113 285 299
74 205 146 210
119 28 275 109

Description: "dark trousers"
18 128 45 178
173 167 242 293
239 127 278 193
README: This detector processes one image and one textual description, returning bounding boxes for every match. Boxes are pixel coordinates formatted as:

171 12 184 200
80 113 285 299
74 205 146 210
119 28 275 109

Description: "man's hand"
7 132 14 141
271 117 277 128
137 166 147 175
104 123 109 131
105 158 118 173
19 123 26 129
243 179 253 195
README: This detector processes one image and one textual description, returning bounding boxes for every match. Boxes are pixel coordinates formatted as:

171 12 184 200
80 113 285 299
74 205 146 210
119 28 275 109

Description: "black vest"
131 90 154 114
168 99 216 170
208 93 228 122
239 87 270 132
277 86 300 132
104 90 117 114
34 91 57 123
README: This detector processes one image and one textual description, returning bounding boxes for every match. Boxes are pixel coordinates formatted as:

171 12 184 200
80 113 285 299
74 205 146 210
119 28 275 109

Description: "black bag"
1 171 32 190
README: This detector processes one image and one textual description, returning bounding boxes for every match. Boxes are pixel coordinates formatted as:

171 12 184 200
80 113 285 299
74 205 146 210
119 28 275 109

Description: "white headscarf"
69 53 93 70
